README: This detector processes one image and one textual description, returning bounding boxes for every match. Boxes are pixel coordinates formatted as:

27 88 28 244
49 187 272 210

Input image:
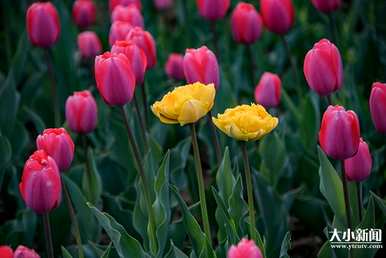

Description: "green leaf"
0 134 12 169
279 232 291 258
164 241 189 258
82 148 102 205
61 246 74 258
317 241 335 258
88 203 150 258
299 95 320 149
101 243 113 258
216 147 234 201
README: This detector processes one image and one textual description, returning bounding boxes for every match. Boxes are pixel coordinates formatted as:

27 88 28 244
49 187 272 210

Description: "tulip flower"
165 53 185 80
36 128 75 171
65 91 98 134
26 2 61 48
109 0 142 12
126 27 157 69
228 239 263 258
344 138 372 182
19 150 62 214
151 82 215 125
311 0 342 13
94 52 136 106
369 82 386 134
111 5 144 27
77 31 102 59
231 2 263 45
109 21 133 46
14 246 40 258
72 0 96 28
154 0 173 10
111 40 147 85
304 39 343 96
254 72 282 108
319 105 360 160
183 46 220 89
0 246 13 258
260 0 295 35
196 0 230 21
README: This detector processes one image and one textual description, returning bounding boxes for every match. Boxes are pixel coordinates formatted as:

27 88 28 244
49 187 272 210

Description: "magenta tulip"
165 53 185 80
72 0 96 28
254 72 281 108
111 5 144 27
228 239 263 258
196 0 230 21
77 31 102 59
231 2 263 44
126 27 157 69
109 0 142 12
311 0 342 13
260 0 295 35
109 21 133 46
369 82 386 134
344 138 372 182
14 246 40 258
154 0 173 10
0 246 13 258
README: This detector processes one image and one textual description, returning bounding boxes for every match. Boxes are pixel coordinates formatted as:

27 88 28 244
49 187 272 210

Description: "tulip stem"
241 142 257 241
62 178 85 258
120 105 157 254
42 213 54 258
357 182 363 221
281 36 301 97
210 21 220 57
341 162 353 229
44 49 60 127
190 123 212 241
247 45 257 83
328 13 338 45
141 83 149 131
207 112 222 166
133 94 149 150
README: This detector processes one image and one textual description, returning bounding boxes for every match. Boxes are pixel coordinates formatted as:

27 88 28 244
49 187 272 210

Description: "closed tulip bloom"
228 239 263 258
319 105 360 160
72 0 96 28
111 40 147 85
77 31 102 59
109 0 142 12
65 91 98 134
26 2 61 48
19 150 62 214
109 21 133 46
304 39 343 96
151 82 215 125
165 53 185 80
344 138 372 182
0 246 13 258
154 0 173 10
183 46 220 89
111 5 144 27
196 0 230 21
311 0 342 13
260 0 295 35
254 72 281 108
36 128 75 171
369 82 386 134
231 3 263 44
14 246 40 258
126 27 157 69
213 103 278 141
95 52 136 105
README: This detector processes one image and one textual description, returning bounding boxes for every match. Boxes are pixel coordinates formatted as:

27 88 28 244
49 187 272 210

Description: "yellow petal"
178 99 207 125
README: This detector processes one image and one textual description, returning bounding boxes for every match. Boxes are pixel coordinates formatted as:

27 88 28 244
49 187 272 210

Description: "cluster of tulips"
1 0 385 258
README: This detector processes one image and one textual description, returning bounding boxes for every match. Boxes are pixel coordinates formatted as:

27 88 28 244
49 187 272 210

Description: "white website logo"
329 228 383 250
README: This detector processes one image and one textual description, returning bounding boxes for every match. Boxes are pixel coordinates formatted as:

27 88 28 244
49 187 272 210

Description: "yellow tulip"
212 103 279 141
151 82 215 126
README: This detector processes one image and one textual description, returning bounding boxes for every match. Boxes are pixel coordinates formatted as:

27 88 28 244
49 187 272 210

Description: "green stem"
133 94 148 150
120 105 157 254
42 213 54 258
328 13 338 44
62 178 85 258
357 182 363 222
281 36 301 98
247 44 257 83
207 112 222 166
241 142 257 241
141 83 149 131
190 123 212 241
44 49 60 127
210 21 219 57
341 161 353 229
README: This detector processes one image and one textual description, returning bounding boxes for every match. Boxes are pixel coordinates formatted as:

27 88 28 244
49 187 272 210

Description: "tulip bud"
154 0 173 10
196 0 230 21
319 105 361 160
14 246 40 258
65 91 98 134
126 27 157 69
36 128 75 171
26 2 61 48
165 53 185 80
111 5 144 27
109 21 133 46
344 138 372 182
77 31 102 59
304 39 343 96
0 246 13 258
227 239 263 258
109 0 142 12
94 52 136 105
231 2 263 45
311 0 342 13
111 40 147 85
72 0 96 28
183 46 220 89
19 150 62 214
369 82 386 134
254 72 281 108
260 0 295 35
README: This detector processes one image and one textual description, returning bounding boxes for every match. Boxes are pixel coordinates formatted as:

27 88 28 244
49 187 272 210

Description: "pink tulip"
228 239 263 258
311 0 342 13
254 72 281 108
72 0 96 28
14 246 40 258
109 0 142 12
231 2 263 44
196 0 230 21
369 82 386 134
165 53 185 80
154 0 173 10
109 21 133 46
0 246 13 258
111 5 144 27
260 0 295 35
183 46 220 89
344 138 372 182
126 27 157 69
77 31 102 59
